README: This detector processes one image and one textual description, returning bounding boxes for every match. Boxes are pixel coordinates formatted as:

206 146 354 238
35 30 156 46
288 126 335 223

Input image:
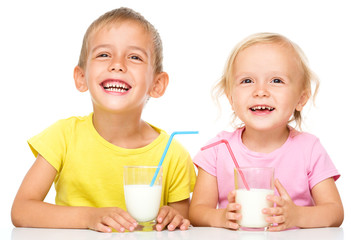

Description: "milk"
235 188 274 228
124 185 162 222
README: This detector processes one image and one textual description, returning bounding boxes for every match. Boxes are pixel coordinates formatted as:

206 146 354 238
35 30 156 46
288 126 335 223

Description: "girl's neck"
241 125 290 153
92 108 159 149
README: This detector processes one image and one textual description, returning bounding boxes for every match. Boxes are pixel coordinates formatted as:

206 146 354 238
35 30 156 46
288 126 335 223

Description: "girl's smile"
229 42 308 133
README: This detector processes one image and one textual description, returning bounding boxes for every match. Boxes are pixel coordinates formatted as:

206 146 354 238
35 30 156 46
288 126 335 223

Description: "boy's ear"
296 90 310 111
73 66 88 92
149 72 169 98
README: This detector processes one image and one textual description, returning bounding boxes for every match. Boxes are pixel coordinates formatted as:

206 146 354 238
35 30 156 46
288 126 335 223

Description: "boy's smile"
76 20 158 114
101 79 132 95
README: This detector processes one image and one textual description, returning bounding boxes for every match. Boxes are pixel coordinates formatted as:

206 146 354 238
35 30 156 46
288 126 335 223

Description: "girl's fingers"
225 220 239 230
267 195 285 206
263 206 284 215
268 223 287 232
227 190 236 203
226 211 241 221
226 203 240 212
266 215 286 225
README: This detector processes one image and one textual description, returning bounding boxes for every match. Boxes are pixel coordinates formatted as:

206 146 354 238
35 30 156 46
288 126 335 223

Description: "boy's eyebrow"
91 44 149 57
91 44 112 53
127 45 149 57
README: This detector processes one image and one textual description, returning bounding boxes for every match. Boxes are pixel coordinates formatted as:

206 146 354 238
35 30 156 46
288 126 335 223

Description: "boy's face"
76 20 159 114
228 43 308 132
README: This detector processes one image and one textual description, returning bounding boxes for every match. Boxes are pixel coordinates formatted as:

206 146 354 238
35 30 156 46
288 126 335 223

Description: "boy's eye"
129 55 142 61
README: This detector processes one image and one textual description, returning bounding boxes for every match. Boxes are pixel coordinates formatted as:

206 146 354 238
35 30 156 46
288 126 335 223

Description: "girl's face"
228 42 309 132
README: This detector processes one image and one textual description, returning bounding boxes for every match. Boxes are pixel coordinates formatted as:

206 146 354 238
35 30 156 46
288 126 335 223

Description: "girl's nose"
253 83 270 97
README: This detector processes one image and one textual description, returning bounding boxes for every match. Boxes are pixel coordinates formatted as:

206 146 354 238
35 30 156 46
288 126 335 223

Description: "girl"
189 33 343 231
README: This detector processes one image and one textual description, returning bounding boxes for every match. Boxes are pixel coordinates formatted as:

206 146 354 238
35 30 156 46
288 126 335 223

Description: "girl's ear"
73 66 88 92
149 72 169 98
296 90 310 111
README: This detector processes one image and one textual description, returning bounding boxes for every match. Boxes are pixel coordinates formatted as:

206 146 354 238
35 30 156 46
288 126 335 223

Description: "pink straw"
201 139 250 190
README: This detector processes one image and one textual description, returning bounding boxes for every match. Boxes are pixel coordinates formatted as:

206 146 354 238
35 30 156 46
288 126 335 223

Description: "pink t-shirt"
193 127 340 209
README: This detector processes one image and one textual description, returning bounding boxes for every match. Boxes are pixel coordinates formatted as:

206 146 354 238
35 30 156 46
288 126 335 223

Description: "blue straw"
150 131 199 186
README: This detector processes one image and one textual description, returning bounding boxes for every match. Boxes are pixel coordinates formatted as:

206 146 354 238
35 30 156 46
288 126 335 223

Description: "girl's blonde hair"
213 32 319 130
77 7 163 73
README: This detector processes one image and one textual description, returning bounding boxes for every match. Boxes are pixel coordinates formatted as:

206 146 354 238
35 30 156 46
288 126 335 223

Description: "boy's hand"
155 206 190 231
88 207 138 233
263 179 298 231
222 189 241 230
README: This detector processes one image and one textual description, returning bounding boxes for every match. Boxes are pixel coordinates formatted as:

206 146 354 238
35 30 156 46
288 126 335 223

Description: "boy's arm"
265 178 344 231
188 167 240 229
11 155 137 232
168 199 189 219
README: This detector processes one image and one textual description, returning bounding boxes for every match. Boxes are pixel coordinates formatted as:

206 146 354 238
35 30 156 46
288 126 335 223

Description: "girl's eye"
241 79 253 84
272 78 284 84
97 53 110 58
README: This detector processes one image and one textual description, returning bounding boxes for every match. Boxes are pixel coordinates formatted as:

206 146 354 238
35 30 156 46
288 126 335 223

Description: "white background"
1 0 356 234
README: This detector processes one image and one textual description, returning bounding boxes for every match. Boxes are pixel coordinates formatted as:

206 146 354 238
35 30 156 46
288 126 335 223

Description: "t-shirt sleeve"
27 119 68 172
308 138 340 189
166 141 196 203
192 139 219 177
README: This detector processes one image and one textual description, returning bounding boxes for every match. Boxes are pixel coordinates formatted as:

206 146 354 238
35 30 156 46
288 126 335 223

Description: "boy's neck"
92 110 159 149
241 125 290 153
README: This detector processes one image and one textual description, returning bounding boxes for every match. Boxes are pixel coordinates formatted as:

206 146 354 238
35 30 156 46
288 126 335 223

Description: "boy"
11 7 196 233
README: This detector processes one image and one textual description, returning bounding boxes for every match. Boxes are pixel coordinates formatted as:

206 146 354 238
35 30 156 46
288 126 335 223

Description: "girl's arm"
265 178 344 231
11 154 137 232
188 167 240 229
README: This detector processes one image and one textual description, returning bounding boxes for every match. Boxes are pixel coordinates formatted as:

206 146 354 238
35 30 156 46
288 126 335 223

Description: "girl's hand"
155 206 190 231
222 190 241 230
88 207 138 233
263 179 299 231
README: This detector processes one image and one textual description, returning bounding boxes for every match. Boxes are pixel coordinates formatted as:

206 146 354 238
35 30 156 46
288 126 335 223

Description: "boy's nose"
109 59 126 72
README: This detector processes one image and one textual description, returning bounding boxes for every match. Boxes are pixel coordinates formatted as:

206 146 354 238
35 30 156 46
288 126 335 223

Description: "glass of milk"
123 166 162 231
234 167 274 230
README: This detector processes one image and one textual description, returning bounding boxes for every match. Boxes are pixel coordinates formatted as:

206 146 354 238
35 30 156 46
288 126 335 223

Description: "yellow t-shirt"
28 114 196 209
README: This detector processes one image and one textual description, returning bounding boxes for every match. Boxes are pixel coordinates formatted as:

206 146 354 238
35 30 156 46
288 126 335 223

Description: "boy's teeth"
103 82 130 91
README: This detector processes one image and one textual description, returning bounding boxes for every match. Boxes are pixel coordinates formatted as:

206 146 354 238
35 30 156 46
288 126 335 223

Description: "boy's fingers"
113 214 136 231
179 219 190 230
118 210 138 226
102 216 125 232
167 215 184 231
156 206 170 224
92 222 112 233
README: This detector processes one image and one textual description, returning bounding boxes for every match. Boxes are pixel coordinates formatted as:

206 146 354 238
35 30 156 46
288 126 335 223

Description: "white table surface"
5 227 345 240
